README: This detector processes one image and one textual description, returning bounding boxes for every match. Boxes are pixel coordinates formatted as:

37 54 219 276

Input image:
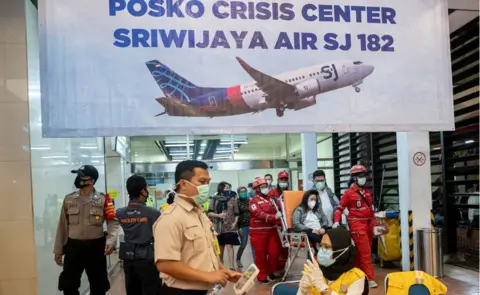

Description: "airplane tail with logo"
145 60 222 102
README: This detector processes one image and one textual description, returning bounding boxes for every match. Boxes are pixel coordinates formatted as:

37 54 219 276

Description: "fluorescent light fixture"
31 146 51 150
92 160 100 163
80 154 89 158
91 155 104 158
42 156 68 159
80 146 97 149
164 143 194 147
169 152 188 156
219 141 248 145
465 140 474 144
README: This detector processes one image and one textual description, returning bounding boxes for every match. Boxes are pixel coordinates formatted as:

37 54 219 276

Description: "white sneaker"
369 280 378 288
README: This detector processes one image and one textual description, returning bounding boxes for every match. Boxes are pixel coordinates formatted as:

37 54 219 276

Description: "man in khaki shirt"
154 160 242 295
53 165 119 295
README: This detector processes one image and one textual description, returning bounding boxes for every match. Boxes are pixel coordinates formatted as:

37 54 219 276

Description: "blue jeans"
236 226 255 260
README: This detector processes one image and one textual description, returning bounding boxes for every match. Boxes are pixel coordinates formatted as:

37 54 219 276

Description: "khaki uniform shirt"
153 197 219 290
54 190 120 255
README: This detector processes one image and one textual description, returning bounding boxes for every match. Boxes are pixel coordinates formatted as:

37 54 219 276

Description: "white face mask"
308 200 316 209
261 187 270 195
357 177 367 186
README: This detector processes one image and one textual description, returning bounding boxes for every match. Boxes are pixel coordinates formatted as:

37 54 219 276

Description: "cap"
278 171 289 179
71 165 99 181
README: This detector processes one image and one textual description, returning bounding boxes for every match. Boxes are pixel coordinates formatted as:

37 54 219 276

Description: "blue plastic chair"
271 281 300 295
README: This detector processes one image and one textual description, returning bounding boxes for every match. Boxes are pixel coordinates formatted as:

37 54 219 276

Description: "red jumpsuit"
249 194 282 281
268 188 288 272
333 185 376 281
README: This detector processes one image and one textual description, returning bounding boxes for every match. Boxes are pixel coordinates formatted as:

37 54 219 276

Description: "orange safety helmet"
252 177 267 189
350 164 367 175
278 171 289 179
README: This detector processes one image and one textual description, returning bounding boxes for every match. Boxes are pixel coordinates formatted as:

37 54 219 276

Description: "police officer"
54 165 120 295
117 175 162 295
154 160 242 295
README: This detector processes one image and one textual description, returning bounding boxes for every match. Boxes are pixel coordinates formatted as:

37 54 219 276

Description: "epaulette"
158 203 178 219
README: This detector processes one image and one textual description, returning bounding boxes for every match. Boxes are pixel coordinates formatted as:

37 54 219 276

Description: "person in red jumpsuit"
249 177 282 284
268 171 290 273
332 164 378 288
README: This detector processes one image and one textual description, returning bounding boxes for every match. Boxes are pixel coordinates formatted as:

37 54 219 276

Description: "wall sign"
413 152 427 167
38 0 454 137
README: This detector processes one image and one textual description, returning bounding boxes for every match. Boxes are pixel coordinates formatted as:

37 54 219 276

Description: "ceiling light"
219 141 248 145
79 146 97 149
465 140 474 144
164 143 194 147
80 154 89 158
42 156 68 159
92 160 100 163
169 152 188 156
91 155 104 158
31 146 51 150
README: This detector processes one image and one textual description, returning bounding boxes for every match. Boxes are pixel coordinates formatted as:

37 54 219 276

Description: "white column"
397 132 432 271
301 133 318 191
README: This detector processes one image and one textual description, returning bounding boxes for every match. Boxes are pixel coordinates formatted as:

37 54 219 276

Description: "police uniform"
54 189 119 295
117 200 162 295
153 196 220 295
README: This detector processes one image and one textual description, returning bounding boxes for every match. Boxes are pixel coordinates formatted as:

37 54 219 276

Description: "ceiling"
130 133 332 162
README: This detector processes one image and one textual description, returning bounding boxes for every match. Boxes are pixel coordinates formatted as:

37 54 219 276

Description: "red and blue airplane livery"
145 57 374 117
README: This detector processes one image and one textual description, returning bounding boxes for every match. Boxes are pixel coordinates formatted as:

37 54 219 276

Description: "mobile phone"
233 264 259 295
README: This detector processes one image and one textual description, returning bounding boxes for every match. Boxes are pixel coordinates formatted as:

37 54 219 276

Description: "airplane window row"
353 61 363 65
309 72 322 77
285 76 305 83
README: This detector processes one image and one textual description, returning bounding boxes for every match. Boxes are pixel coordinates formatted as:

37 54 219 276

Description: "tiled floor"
107 248 479 295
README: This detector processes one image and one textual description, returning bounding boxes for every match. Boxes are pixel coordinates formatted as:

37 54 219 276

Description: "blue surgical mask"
317 246 349 267
261 188 270 195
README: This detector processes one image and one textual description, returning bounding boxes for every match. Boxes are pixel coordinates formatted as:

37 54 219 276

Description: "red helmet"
350 165 367 175
252 177 267 189
278 171 289 179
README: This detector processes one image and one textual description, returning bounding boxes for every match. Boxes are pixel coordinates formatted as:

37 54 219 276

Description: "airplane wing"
235 57 296 103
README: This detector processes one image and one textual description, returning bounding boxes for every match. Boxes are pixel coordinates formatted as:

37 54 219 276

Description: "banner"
38 0 454 137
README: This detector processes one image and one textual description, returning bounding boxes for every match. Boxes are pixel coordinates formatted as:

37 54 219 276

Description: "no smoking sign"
413 152 426 166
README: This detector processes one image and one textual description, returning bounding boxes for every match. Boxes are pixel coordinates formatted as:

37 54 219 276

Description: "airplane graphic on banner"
146 57 374 118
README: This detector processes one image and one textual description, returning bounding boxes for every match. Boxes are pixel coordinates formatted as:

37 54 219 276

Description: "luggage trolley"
272 191 316 282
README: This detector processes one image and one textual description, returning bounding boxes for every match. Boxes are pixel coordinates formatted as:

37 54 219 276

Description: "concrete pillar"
397 132 433 271
0 0 38 293
301 133 318 191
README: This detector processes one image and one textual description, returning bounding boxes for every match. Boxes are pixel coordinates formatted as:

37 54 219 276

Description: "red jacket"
334 185 375 223
249 194 278 230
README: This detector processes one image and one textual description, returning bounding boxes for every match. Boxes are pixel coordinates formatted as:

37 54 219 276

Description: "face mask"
317 246 349 267
279 182 288 189
266 180 272 186
239 192 248 199
315 181 326 190
74 176 90 189
357 177 367 186
261 188 270 195
308 200 316 209
182 181 210 206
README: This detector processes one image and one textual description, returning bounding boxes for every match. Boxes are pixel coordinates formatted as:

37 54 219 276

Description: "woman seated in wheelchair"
292 189 329 252
296 227 369 295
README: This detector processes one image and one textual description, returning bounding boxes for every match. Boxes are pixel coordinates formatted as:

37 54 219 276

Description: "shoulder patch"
251 204 257 211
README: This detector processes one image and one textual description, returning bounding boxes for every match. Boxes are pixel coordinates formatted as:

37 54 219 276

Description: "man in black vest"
117 175 161 295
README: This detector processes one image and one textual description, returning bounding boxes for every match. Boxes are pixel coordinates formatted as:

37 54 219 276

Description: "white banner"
38 0 454 137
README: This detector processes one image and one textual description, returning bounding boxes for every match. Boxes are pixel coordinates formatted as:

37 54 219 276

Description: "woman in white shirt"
296 227 368 295
292 190 329 250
